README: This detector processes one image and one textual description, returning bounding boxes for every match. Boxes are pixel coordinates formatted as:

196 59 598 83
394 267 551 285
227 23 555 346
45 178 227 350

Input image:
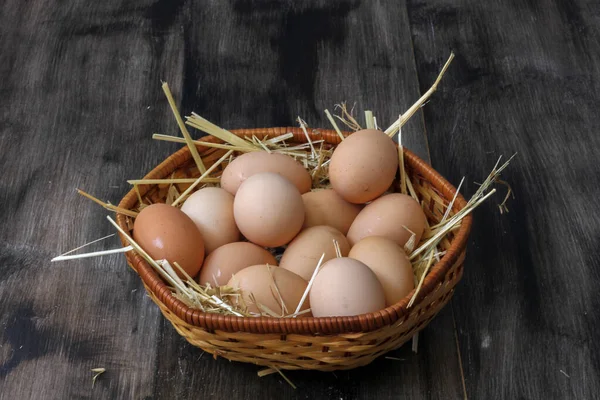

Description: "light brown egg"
133 203 204 278
198 242 277 286
301 189 362 235
227 264 310 316
279 226 350 281
347 193 427 247
328 129 399 204
180 187 240 254
220 151 312 195
309 257 385 317
348 236 415 306
233 172 305 247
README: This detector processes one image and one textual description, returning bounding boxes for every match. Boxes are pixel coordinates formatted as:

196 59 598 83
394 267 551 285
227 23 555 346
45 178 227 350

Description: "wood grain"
406 0 600 398
177 0 431 160
156 0 464 398
0 0 184 398
3 0 598 398
0 0 466 399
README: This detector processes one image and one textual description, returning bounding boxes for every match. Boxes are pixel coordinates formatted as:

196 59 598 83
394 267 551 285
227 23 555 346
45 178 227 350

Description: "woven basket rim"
116 127 472 335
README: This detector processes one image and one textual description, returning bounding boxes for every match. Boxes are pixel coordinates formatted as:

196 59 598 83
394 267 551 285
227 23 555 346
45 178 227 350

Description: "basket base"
148 252 463 371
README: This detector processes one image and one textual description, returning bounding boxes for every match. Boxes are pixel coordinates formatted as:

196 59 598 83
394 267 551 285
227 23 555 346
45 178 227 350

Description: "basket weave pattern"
117 128 472 371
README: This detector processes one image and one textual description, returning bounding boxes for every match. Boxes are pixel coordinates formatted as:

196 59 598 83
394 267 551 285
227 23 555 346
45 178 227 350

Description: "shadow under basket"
116 127 472 372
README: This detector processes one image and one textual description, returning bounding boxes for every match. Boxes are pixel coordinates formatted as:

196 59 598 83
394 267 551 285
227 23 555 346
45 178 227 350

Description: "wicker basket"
116 127 472 371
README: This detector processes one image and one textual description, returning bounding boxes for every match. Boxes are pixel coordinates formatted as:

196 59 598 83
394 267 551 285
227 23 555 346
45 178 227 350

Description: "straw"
171 150 234 207
51 246 133 262
386 53 455 138
161 82 206 174
324 109 345 141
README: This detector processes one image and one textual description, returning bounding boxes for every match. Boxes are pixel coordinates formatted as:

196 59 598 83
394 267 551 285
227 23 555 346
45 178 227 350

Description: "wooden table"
1 1 598 398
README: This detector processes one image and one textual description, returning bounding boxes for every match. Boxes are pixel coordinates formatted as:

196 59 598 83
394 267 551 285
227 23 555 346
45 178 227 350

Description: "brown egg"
329 129 399 204
133 203 204 278
348 236 415 306
180 187 240 254
309 257 385 317
198 242 277 287
301 189 362 235
233 172 305 247
347 193 427 247
227 264 310 316
220 151 312 195
279 225 350 281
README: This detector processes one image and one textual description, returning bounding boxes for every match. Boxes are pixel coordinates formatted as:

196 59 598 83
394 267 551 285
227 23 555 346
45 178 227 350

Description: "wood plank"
406 0 600 398
0 0 188 397
177 0 431 160
155 1 463 399
0 1 470 399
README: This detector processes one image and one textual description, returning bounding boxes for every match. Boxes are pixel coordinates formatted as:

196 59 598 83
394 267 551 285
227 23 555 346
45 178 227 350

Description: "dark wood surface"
1 1 598 399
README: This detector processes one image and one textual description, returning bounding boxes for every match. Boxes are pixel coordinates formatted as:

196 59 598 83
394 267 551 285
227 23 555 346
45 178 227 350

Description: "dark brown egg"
133 203 205 278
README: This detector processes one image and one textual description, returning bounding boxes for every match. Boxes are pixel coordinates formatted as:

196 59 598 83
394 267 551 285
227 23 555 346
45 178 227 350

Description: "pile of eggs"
133 129 427 317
